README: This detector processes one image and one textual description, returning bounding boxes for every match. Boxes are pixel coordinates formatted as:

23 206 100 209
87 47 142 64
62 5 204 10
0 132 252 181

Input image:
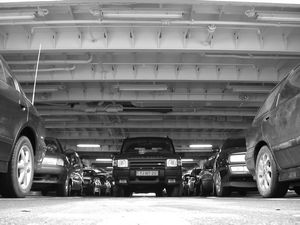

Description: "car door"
0 60 27 164
264 68 300 169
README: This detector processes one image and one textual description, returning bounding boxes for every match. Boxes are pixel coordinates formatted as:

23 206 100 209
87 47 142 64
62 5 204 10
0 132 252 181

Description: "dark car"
32 137 69 196
190 167 202 196
113 137 182 197
198 155 216 196
0 56 46 198
182 173 191 196
83 169 97 195
65 150 84 196
246 65 300 198
213 138 256 197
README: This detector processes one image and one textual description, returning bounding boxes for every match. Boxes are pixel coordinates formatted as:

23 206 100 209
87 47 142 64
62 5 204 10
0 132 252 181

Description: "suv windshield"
122 138 174 154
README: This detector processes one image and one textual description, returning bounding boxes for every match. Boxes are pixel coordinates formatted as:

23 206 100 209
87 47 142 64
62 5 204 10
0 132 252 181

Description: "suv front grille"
129 159 165 169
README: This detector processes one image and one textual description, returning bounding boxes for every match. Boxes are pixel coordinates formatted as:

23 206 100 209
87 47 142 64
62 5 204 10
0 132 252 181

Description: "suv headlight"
229 154 246 163
166 159 178 167
114 159 128 168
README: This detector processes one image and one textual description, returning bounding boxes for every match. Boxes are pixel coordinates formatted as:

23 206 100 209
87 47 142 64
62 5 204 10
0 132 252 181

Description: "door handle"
264 116 270 121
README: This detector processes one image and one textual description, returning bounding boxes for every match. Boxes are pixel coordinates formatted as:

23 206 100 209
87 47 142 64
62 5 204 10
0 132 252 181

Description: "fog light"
229 165 249 173
119 179 127 184
168 179 176 183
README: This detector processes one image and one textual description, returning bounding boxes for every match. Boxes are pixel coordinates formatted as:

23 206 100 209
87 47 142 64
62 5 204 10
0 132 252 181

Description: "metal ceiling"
1 0 300 159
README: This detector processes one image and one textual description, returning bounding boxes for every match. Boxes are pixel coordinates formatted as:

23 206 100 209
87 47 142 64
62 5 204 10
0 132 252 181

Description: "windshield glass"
83 170 94 177
122 138 174 154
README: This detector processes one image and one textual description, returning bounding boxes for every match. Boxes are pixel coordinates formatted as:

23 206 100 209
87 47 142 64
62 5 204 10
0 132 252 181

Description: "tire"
155 189 163 197
214 171 231 197
294 187 300 195
167 185 181 197
77 183 83 196
200 182 209 196
57 178 69 197
1 136 34 198
113 185 125 197
256 146 288 198
68 182 72 196
41 189 48 196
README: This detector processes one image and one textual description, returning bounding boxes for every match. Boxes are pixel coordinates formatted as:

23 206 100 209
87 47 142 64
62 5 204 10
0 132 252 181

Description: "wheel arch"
16 126 37 155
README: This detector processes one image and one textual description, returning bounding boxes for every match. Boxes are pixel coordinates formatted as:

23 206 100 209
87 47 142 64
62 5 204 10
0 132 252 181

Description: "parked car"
190 167 202 196
31 137 69 196
198 155 216 196
94 171 112 196
83 169 98 195
113 137 182 197
246 65 300 198
65 150 84 196
0 56 46 198
213 138 256 197
182 173 191 196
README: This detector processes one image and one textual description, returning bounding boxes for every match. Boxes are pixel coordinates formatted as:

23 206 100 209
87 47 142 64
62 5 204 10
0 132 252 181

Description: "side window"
0 61 5 82
278 69 300 105
255 84 282 119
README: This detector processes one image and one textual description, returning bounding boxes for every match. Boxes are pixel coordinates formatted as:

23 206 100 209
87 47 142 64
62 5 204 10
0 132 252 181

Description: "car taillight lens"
229 153 246 163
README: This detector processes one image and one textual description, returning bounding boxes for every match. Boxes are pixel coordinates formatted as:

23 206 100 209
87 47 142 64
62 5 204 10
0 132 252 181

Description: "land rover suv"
112 137 182 197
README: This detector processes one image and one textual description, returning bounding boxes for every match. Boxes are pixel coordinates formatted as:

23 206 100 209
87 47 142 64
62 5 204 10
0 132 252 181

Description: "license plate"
136 170 158 176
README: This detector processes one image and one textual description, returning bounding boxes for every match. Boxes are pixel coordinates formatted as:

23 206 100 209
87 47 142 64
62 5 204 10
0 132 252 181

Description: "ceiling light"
100 10 184 19
0 12 35 20
77 144 100 148
117 84 168 91
95 159 112 162
228 85 273 93
256 13 300 22
181 159 194 162
127 117 163 121
189 144 212 148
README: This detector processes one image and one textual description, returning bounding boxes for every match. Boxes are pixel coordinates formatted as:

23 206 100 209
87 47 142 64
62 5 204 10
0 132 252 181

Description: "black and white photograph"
0 0 300 224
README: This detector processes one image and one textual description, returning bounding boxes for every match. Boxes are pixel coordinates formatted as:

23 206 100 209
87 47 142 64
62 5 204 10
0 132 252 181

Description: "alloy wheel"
17 145 33 191
257 152 272 193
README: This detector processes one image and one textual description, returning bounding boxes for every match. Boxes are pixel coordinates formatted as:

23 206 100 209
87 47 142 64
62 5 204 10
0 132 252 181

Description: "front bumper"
113 168 182 187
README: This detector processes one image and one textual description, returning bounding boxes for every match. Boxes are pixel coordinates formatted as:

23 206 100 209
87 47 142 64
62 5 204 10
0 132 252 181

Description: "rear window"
121 138 174 154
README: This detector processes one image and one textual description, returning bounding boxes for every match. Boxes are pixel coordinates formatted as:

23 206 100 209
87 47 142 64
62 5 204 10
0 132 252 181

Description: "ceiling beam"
32 87 266 103
47 131 243 140
45 120 250 129
38 109 257 117
16 64 285 83
1 27 300 54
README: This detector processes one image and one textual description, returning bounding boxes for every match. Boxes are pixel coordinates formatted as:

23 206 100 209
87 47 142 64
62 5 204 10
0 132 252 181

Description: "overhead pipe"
7 55 93 65
0 19 300 28
12 65 76 73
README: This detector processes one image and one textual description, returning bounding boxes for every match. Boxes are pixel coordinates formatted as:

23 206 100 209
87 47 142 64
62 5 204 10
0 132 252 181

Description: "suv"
0 56 46 198
246 65 300 198
113 137 182 197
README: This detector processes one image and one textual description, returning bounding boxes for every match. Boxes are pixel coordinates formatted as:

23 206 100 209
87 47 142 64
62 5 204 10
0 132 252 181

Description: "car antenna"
31 43 42 106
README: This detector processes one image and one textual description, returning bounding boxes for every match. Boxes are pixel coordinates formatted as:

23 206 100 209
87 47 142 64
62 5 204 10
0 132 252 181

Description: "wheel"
294 187 300 195
41 189 48 196
57 178 69 197
238 190 247 197
113 185 126 197
68 182 72 196
77 183 83 196
195 184 200 196
155 189 163 197
256 146 288 198
214 171 231 197
167 185 181 197
1 136 34 198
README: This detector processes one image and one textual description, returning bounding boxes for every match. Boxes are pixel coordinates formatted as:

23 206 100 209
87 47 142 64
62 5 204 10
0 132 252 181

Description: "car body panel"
246 65 300 183
113 137 182 192
0 55 46 174
214 138 256 190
